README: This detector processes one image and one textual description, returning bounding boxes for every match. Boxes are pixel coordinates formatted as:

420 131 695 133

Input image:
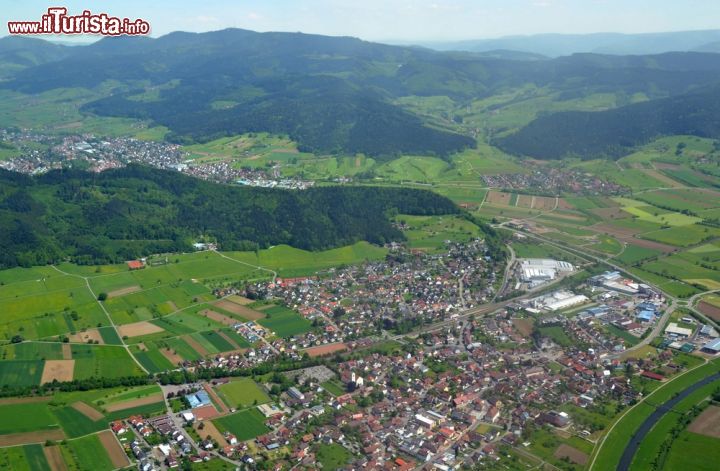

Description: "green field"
62 433 115 471
536 326 573 347
0 444 49 471
71 345 144 379
0 360 44 387
613 245 661 265
0 402 60 434
257 305 312 338
664 431 720 471
213 408 270 441
216 378 270 409
316 443 353 471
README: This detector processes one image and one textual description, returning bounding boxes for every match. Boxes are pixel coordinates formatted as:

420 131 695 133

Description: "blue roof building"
186 390 211 408
637 310 655 322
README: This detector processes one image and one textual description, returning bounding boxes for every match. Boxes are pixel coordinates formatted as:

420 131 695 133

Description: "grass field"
321 380 346 397
0 403 59 435
536 326 573 347
216 378 270 409
62 433 115 471
213 408 270 441
316 443 353 471
664 431 720 471
257 305 312 338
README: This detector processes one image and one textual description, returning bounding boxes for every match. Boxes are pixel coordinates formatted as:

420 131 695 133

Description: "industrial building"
519 259 574 286
665 322 693 338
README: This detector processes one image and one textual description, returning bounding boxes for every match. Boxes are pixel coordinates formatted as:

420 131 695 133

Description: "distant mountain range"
407 30 720 57
2 28 720 160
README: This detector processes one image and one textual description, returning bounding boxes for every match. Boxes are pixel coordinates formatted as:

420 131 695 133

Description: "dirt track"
107 285 141 298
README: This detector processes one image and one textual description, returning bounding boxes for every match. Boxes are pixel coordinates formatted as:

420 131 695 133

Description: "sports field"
216 378 270 409
213 408 270 441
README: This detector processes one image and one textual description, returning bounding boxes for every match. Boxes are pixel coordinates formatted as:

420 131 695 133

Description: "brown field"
204 384 229 414
97 430 131 468
217 331 241 350
591 207 629 220
304 342 349 357
688 405 720 438
554 444 588 465
117 321 164 338
41 360 75 384
533 196 557 210
193 404 220 420
512 318 534 337
107 285 141 298
201 309 238 326
61 343 72 360
0 396 50 405
195 419 226 444
182 335 209 356
0 429 65 446
71 401 104 421
698 301 720 322
591 223 676 253
516 194 533 208
227 295 254 305
486 190 512 205
159 347 184 366
105 393 164 413
556 198 575 210
213 300 265 321
68 329 104 344
43 445 68 471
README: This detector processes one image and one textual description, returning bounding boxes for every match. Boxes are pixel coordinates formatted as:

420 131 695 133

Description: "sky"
3 0 720 43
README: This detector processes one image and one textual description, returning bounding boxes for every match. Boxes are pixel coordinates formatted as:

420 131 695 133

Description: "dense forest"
497 84 720 159
0 165 459 268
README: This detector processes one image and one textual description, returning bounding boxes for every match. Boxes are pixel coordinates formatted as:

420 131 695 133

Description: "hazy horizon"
3 0 720 44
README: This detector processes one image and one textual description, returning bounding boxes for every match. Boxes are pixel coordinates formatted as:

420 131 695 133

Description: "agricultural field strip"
49 266 148 375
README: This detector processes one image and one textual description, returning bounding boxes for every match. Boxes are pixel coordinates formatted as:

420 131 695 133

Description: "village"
98 242 720 471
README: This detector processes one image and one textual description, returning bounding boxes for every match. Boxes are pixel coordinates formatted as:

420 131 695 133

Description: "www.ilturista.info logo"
7 7 150 36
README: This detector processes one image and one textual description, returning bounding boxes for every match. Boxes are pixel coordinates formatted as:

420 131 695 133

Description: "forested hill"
0 165 459 268
6 30 720 158
496 84 720 160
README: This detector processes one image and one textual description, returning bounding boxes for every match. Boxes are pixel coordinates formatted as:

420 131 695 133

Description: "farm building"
665 323 693 338
701 338 720 354
127 259 145 270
